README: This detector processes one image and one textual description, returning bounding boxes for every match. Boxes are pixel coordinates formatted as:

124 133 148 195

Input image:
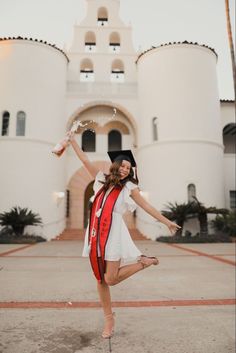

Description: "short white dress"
82 171 142 262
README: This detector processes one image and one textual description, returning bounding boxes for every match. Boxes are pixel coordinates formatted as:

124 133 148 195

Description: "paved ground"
0 241 235 353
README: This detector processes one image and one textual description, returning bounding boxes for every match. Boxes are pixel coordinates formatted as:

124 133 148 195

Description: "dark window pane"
230 190 236 209
1 111 10 136
188 184 196 202
16 111 26 136
108 130 122 151
82 130 96 152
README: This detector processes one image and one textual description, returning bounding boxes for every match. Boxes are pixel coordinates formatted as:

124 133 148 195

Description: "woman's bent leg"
104 257 158 286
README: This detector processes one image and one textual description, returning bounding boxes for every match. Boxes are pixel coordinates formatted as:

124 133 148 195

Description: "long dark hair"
101 160 138 190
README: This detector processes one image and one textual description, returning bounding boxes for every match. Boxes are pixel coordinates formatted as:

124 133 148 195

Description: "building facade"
0 0 235 240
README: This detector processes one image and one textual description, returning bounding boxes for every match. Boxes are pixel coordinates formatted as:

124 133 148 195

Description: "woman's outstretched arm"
69 134 99 179
130 188 181 235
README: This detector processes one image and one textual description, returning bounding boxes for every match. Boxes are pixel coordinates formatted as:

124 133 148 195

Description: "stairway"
54 228 148 241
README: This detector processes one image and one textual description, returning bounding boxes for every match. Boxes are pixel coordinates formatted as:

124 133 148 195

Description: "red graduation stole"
88 185 122 282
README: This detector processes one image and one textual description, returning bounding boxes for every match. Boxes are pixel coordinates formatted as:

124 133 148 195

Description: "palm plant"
162 202 195 236
191 197 229 236
0 206 42 237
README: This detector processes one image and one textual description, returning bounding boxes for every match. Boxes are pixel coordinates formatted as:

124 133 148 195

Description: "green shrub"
0 206 42 237
211 210 236 236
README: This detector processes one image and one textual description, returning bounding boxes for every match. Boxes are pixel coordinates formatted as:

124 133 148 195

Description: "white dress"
82 171 142 262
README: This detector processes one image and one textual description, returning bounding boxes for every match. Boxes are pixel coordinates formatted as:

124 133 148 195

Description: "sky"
0 0 235 99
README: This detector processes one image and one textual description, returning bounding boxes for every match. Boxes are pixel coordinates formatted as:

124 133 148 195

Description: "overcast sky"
0 0 235 99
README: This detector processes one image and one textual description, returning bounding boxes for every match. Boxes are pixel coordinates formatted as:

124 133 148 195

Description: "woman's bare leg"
97 258 157 337
104 257 157 286
97 281 112 316
97 262 121 338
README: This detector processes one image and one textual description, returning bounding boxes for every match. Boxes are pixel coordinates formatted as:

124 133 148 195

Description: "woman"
69 134 181 339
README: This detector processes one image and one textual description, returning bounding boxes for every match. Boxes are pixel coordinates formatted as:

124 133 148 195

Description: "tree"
0 206 42 237
162 202 195 236
225 0 236 100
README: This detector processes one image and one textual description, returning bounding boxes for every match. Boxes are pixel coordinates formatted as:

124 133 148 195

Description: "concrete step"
54 228 148 241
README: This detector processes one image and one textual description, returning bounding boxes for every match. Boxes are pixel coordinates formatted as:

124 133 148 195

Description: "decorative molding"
220 99 235 103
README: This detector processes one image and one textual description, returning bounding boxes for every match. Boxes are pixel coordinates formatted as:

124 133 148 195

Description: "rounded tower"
136 43 224 237
0 38 68 239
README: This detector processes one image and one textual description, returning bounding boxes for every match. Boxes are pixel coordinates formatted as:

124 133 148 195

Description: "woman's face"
118 160 131 179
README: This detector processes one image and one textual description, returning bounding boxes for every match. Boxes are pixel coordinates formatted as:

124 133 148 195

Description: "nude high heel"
102 312 115 339
139 255 159 268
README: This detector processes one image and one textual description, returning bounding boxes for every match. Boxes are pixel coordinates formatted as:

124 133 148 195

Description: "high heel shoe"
139 255 159 268
102 312 115 339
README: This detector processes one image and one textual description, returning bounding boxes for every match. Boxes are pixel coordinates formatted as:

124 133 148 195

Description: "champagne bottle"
52 120 81 157
52 136 70 157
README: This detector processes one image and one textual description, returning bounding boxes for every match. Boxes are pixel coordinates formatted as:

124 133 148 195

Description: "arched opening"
223 123 236 153
109 32 120 53
152 117 158 141
187 184 196 202
111 59 124 82
1 111 10 136
66 101 138 146
82 130 96 152
84 181 94 228
67 161 110 229
97 7 108 26
108 130 122 151
85 31 96 52
103 120 130 134
80 58 94 82
16 111 26 136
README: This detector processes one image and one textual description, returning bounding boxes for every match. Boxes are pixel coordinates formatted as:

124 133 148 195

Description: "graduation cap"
107 150 136 167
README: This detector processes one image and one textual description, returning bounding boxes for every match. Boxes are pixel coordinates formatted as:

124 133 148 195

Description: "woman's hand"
167 221 181 235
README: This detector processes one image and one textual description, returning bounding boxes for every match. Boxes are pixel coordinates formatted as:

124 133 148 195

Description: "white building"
0 0 235 240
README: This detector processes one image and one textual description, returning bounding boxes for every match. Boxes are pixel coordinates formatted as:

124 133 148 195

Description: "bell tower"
67 0 137 83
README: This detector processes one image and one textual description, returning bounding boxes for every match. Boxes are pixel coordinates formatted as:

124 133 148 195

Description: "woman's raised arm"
130 188 181 235
69 134 99 179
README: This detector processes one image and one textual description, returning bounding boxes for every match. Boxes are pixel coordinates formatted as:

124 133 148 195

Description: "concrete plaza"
0 240 235 353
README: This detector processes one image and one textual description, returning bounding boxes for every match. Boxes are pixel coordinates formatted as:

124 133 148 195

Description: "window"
187 184 196 202
109 32 120 53
97 7 108 26
85 31 96 52
152 117 158 141
80 58 94 82
82 130 96 152
16 111 26 136
1 111 10 136
230 190 236 209
223 123 236 154
111 59 124 82
108 130 122 151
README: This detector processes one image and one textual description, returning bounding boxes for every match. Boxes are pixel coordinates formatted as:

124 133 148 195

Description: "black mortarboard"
107 150 136 167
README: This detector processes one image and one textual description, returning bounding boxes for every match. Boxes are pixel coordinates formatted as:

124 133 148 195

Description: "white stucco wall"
136 44 225 238
0 40 68 239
